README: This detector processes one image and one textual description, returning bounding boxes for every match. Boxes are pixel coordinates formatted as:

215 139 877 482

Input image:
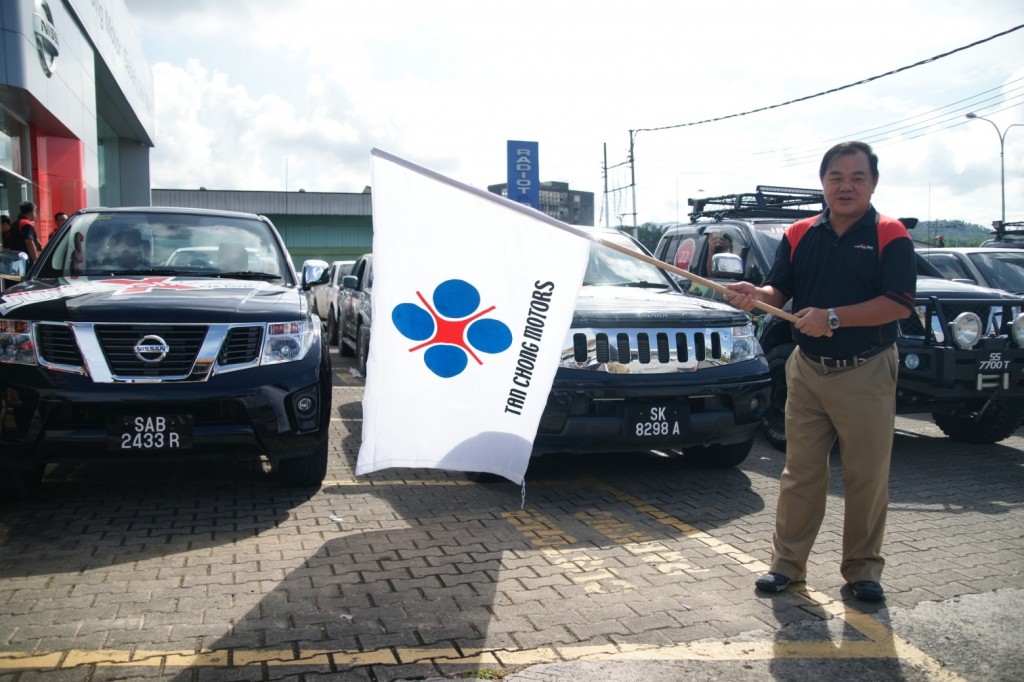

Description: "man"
108 228 147 269
54 211 69 227
706 231 733 274
8 201 43 265
724 141 916 602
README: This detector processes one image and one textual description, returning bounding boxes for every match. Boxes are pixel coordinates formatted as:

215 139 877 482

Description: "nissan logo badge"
134 335 170 363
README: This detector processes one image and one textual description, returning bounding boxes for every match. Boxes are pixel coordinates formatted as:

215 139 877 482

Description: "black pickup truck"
653 186 1024 450
0 207 333 497
352 230 771 468
338 253 373 376
532 229 771 467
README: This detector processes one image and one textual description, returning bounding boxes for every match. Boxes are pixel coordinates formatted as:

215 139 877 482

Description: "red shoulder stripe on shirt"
786 216 819 262
876 214 911 257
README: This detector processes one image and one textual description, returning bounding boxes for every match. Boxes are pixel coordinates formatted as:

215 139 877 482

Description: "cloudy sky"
124 0 1024 229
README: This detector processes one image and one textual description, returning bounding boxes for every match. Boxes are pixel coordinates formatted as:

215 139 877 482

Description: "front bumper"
0 357 330 470
896 342 1024 411
534 363 771 454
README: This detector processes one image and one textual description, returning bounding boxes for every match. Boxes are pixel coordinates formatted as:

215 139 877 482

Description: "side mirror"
710 253 744 279
301 259 330 290
341 274 359 290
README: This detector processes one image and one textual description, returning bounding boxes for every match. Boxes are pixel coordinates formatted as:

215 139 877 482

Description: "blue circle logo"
392 279 513 378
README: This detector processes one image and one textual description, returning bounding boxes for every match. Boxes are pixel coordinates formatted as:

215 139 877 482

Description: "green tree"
609 223 666 253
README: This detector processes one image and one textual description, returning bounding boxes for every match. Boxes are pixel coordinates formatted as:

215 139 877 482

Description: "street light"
965 112 1024 229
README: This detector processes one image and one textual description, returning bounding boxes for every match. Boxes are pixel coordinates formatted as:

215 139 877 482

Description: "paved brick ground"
1 358 1022 681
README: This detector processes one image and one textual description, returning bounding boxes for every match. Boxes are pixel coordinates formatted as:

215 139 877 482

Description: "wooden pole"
596 237 799 324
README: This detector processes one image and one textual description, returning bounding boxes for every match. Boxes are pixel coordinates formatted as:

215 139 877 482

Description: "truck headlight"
950 312 982 349
1013 313 1024 348
262 320 315 365
0 319 37 365
729 323 760 362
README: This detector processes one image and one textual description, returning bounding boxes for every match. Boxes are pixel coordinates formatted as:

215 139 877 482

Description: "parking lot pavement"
1 358 1023 681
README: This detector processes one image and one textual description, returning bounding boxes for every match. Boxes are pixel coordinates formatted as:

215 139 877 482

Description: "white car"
165 245 277 273
310 260 355 330
917 247 1024 296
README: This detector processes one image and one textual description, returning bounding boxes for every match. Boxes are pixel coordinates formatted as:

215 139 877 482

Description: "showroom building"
0 0 152 245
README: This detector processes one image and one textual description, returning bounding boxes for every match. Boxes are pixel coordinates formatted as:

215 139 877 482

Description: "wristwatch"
827 308 840 331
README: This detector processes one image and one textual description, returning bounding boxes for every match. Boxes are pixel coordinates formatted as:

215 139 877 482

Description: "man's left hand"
794 308 833 338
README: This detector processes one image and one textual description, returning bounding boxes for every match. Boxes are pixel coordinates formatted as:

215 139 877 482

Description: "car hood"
572 286 748 327
0 276 305 323
915 275 1022 301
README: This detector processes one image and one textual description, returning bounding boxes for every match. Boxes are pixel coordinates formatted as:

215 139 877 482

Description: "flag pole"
596 237 799 324
369 148 797 324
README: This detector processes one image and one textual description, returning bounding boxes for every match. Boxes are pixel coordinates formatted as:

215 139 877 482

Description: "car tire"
683 437 755 468
932 400 1024 444
277 440 328 488
339 329 355 358
761 343 794 453
356 326 369 377
326 310 339 346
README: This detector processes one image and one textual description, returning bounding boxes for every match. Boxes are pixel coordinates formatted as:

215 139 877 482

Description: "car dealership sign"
507 140 539 210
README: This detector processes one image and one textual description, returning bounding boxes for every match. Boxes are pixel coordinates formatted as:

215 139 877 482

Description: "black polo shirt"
765 205 916 359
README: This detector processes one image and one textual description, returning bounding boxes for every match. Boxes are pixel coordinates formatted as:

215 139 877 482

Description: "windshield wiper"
617 281 672 288
92 268 179 277
212 271 281 280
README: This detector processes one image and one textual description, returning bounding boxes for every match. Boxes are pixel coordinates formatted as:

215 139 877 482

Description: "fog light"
950 312 982 349
904 353 921 370
1013 313 1024 347
296 396 316 414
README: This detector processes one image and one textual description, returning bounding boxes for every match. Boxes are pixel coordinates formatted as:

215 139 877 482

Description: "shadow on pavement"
0 461 316 578
156 396 769 680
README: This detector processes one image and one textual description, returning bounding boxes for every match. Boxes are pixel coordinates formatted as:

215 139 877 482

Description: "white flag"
356 149 592 484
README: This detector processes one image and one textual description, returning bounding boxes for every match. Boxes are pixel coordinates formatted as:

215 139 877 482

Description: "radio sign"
507 140 539 210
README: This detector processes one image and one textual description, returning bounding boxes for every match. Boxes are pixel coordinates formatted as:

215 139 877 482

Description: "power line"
634 24 1024 134
608 25 1024 225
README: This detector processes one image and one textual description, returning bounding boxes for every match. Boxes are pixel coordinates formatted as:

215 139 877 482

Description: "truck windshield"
38 212 289 282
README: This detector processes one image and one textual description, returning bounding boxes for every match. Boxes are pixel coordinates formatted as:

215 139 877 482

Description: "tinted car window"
968 252 1024 293
926 253 975 282
42 212 287 280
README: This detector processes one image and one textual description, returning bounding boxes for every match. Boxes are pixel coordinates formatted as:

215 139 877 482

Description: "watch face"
828 311 840 329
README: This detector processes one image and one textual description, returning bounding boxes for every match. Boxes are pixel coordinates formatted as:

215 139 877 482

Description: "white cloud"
128 0 1024 227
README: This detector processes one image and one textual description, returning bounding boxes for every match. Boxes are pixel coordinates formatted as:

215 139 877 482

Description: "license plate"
107 415 193 451
977 351 1012 373
626 405 686 439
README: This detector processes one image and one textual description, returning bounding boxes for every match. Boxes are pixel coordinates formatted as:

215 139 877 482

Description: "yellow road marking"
502 508 577 547
0 638 967 671
589 479 966 682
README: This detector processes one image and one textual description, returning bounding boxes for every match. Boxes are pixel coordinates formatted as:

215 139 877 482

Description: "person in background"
55 211 69 228
706 231 734 274
724 141 916 603
108 228 147 269
1 215 11 250
8 202 43 266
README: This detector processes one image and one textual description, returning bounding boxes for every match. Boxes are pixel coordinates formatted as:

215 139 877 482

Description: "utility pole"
965 112 1024 230
603 143 609 229
628 130 638 238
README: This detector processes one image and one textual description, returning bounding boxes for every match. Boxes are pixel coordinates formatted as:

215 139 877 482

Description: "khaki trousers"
770 345 898 584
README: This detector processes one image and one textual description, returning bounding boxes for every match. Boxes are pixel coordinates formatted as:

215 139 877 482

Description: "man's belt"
800 344 891 369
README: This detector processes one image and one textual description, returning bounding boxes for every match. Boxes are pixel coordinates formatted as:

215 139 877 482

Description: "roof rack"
991 220 1024 237
688 185 825 222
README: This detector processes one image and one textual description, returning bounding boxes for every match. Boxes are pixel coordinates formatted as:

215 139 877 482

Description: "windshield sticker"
674 238 696 270
0 277 280 316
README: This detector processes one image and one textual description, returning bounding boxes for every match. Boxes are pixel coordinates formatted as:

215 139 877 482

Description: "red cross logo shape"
101 277 201 295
